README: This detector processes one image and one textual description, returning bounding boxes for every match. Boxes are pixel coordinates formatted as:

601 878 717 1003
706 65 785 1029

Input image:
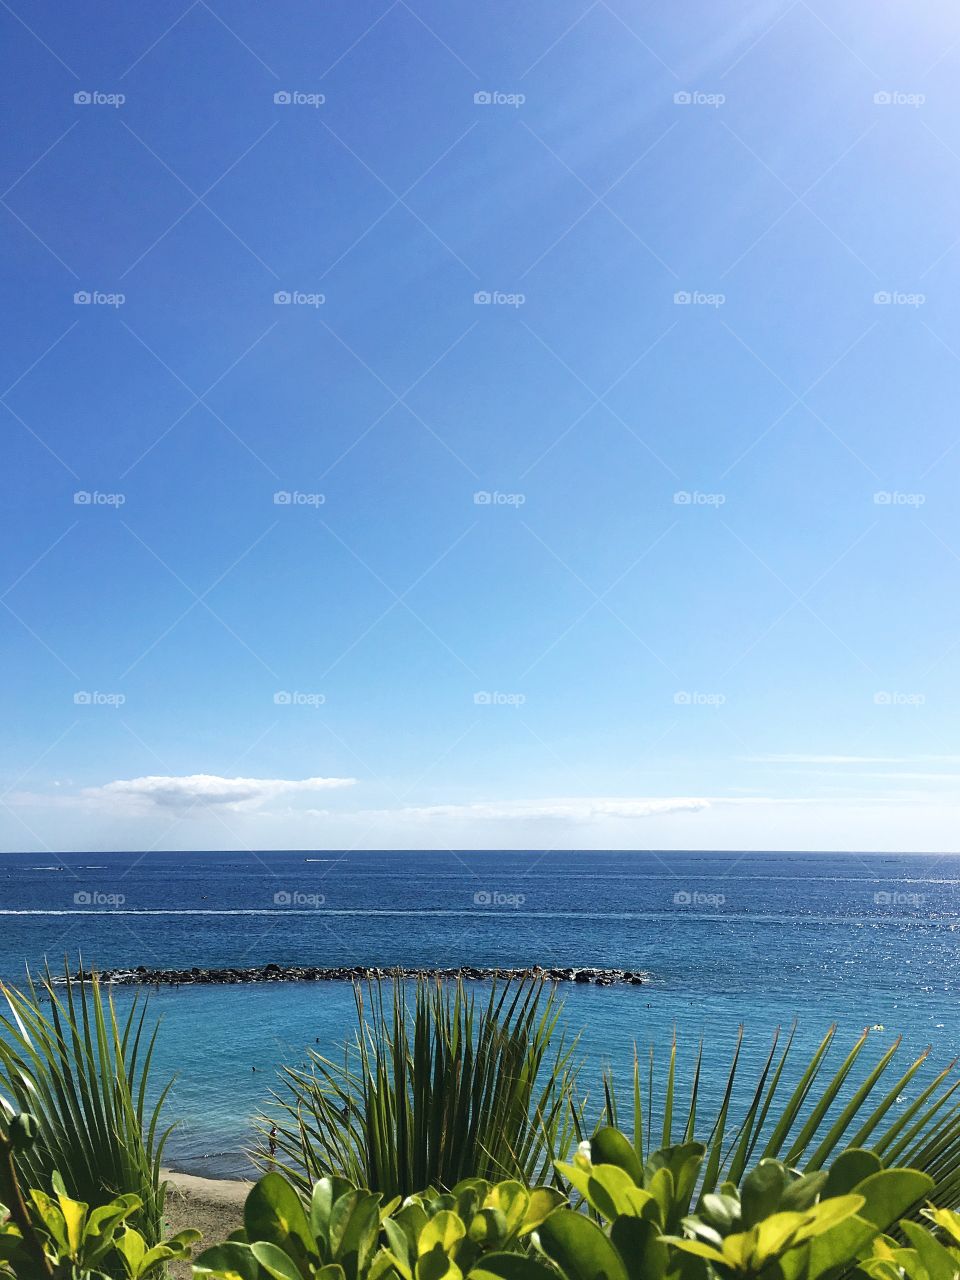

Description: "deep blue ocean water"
1 849 958 1177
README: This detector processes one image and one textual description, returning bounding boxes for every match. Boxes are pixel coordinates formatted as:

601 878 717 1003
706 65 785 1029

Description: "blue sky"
3 0 960 852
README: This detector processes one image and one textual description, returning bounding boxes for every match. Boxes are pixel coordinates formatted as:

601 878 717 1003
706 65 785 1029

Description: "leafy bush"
0 967 171 1249
196 1127 952 1280
0 1109 196 1280
257 978 583 1198
193 1168 565 1280
548 1128 934 1280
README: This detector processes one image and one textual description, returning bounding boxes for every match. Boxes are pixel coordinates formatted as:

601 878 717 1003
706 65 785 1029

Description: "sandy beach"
162 1169 250 1278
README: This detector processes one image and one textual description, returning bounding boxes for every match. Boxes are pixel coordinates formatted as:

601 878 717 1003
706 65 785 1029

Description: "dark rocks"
66 963 648 988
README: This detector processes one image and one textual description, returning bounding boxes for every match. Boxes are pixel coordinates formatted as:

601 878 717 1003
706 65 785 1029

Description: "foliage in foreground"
257 977 583 1198
0 1109 196 1280
602 1022 960 1209
195 1127 956 1280
0 967 171 1249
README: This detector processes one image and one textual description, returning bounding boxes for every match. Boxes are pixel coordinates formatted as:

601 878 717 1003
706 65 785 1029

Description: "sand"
162 1169 251 1279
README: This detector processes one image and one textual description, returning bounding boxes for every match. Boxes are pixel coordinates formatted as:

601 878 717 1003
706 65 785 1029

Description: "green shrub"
0 1109 196 1280
257 977 583 1198
195 1129 955 1280
0 966 171 1248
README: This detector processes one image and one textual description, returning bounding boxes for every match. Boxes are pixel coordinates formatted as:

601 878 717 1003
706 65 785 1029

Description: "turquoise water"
1 849 957 1176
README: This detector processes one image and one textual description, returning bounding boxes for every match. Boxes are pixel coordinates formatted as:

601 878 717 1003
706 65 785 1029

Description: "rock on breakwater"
67 963 648 987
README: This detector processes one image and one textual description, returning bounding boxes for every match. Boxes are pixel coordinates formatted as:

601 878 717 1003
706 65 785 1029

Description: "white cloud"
351 797 711 823
81 773 357 813
746 754 960 765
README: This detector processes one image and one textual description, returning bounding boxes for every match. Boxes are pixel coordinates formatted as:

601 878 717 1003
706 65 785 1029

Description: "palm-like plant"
256 975 584 1198
601 1022 960 1211
0 963 171 1247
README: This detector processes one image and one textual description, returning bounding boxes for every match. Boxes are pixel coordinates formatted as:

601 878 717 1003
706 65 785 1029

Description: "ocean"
0 849 957 1178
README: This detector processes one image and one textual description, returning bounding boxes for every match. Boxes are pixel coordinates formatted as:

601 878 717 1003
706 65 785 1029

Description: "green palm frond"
256 975 584 1199
0 961 171 1247
601 1022 960 1209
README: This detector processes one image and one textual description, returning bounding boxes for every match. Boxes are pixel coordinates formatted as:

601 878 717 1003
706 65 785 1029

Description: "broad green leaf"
384 1218 413 1268
469 1253 558 1280
610 1215 668 1280
194 1240 262 1280
900 1219 960 1280
416 1249 463 1280
252 1240 310 1280
535 1209 630 1280
316 1266 349 1280
332 1191 382 1274
823 1149 883 1198
140 1244 184 1274
88 1195 142 1240
469 1209 509 1249
853 1170 933 1231
116 1226 146 1276
748 1211 810 1261
740 1161 789 1228
780 1171 828 1213
395 1204 430 1255
924 1208 960 1247
665 1238 728 1267
518 1189 565 1236
698 1192 740 1231
312 1181 362 1256
246 1174 315 1258
484 1184 528 1237
370 1248 407 1280
418 1211 466 1256
590 1127 644 1184
169 1228 203 1247
587 1165 656 1220
806 1214 879 1279
792 1194 866 1242
29 1190 69 1253
646 1168 674 1228
555 1162 593 1204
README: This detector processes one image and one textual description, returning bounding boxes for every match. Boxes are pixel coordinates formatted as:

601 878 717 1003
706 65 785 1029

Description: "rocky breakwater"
74 963 648 987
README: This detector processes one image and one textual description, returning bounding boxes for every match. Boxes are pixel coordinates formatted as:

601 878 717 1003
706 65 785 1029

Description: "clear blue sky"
3 0 960 852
